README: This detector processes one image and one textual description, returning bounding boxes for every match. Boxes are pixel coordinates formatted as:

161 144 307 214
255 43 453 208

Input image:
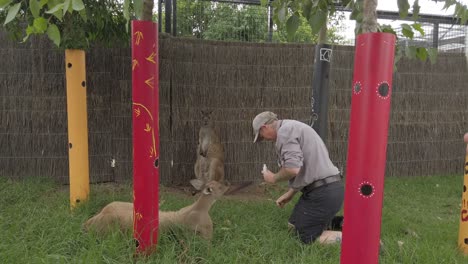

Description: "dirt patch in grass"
163 181 289 202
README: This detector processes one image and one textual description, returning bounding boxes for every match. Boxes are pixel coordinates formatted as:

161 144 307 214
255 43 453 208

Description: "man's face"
259 123 276 141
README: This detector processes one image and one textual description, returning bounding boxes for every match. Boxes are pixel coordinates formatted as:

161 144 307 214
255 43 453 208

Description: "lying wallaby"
83 180 229 240
192 110 225 190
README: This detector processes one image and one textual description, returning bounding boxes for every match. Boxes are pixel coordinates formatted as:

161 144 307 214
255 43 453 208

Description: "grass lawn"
1 175 467 263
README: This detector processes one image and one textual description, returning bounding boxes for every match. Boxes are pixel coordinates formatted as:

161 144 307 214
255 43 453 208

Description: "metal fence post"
267 1 273 42
173 0 177 36
433 22 439 48
165 0 172 34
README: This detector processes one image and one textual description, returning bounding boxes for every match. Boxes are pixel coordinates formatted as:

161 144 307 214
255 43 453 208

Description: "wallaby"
192 110 225 190
83 180 229 240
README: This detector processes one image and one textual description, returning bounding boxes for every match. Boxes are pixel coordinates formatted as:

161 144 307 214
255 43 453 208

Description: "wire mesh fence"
161 0 467 53
394 22 467 53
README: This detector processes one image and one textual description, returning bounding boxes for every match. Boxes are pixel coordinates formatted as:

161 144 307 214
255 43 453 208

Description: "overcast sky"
377 0 462 15
341 0 468 41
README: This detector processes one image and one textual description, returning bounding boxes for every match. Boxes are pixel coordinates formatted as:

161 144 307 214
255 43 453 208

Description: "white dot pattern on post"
376 81 390 100
358 181 375 199
353 81 362 95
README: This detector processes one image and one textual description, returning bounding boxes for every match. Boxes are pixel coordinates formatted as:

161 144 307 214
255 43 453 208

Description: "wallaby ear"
224 180 231 187
190 179 205 191
201 109 213 120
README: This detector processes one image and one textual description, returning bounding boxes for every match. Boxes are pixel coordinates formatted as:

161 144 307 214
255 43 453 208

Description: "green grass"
1 175 467 263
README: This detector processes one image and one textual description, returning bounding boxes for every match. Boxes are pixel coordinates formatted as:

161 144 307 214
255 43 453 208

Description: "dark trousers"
288 181 344 244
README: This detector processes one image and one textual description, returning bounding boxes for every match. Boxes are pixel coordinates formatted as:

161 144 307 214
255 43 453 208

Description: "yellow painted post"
65 49 90 209
458 133 468 254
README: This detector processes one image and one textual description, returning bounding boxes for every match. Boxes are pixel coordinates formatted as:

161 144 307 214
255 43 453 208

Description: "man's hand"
261 167 299 184
262 169 276 183
276 189 297 208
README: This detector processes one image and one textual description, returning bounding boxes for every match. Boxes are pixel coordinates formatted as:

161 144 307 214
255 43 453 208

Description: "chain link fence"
395 23 467 53
159 0 467 53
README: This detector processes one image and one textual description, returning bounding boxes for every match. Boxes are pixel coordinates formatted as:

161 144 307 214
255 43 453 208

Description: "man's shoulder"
280 120 310 131
277 120 311 140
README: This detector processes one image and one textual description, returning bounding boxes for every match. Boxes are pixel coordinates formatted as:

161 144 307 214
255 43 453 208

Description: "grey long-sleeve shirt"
275 120 339 190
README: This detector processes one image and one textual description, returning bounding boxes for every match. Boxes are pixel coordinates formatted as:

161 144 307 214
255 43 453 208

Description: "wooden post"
132 20 160 255
340 33 396 264
65 49 90 209
458 133 468 254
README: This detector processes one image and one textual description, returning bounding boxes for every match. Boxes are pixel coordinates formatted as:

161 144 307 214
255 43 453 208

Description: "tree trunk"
317 13 328 44
142 0 154 21
361 0 378 33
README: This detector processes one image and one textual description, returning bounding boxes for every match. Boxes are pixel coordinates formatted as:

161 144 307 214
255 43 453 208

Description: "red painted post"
131 20 159 255
340 32 396 264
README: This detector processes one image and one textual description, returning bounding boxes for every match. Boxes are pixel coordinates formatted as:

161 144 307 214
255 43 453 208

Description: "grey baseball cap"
252 111 278 143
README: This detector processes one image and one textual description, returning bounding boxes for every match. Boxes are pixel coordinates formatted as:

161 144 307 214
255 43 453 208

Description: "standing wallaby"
83 180 229 240
192 110 225 190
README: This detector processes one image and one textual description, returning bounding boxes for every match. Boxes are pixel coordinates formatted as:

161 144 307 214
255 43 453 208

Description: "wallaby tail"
224 181 254 195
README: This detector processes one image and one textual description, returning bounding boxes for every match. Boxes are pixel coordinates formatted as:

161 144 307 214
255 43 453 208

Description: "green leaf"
39 0 48 7
286 14 300 41
0 0 13 9
312 0 319 8
133 0 143 20
350 7 363 23
443 0 455 10
71 0 84 11
461 8 468 25
260 0 268 7
33 16 48 33
79 8 86 21
405 46 417 58
412 23 424 36
397 0 410 18
47 23 61 46
308 9 327 35
123 0 130 22
45 2 65 14
401 23 414 39
427 48 438 64
30 0 40 18
345 0 354 9
302 0 312 20
4 2 21 25
341 0 352 7
380 24 396 35
415 47 428 61
26 24 36 35
350 8 359 20
23 24 36 42
63 0 70 15
277 4 287 23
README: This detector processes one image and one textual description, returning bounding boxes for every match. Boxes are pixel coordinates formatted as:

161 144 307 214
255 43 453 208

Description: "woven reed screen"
1 31 467 185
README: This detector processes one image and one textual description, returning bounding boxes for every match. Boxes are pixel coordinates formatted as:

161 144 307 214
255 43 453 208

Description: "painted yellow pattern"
150 146 156 158
144 123 152 132
145 76 155 89
135 212 143 221
133 103 153 121
146 52 156 64
133 102 157 158
132 59 139 71
134 31 144 45
134 107 141 117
